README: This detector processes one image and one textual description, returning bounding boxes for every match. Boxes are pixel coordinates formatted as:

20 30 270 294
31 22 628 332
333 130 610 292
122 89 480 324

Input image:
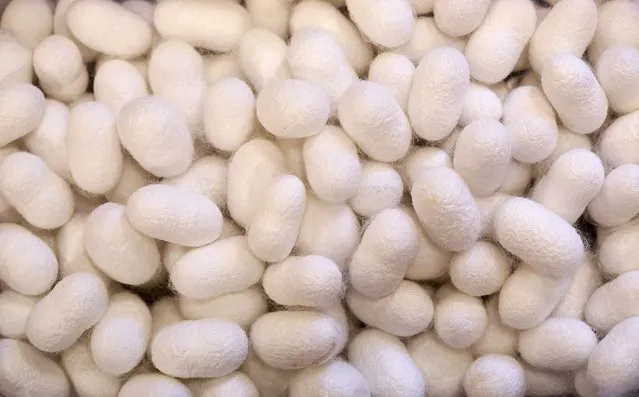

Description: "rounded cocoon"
250 311 343 370
533 126 593 178
162 155 227 210
152 319 248 378
238 28 290 91
194 372 259 397
0 290 37 339
404 207 453 281
434 288 488 349
61 338 121 397
450 241 512 297
585 270 639 333
460 83 503 127
523 362 574 397
434 0 491 37
119 374 191 397
471 295 518 357
463 355 526 397
400 146 452 188
241 349 295 397
367 52 414 111
476 193 511 240
346 0 415 48
0 81 45 147
33 35 87 102
106 155 152 204
94 59 148 114
289 359 369 397
0 30 33 83
501 162 533 196
589 164 639 228
349 161 403 218
597 45 639 115
598 110 639 168
553 253 602 319
395 16 465 63
588 0 639 63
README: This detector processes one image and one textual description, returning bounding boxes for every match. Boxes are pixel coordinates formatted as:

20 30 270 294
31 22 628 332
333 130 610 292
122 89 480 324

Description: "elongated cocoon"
598 220 639 276
533 126 592 178
163 155 227 210
588 0 639 63
0 82 45 146
471 295 518 356
465 0 537 84
589 164 639 227
0 30 33 83
350 208 418 298
150 297 183 345
0 151 73 229
597 45 639 115
154 0 249 52
94 59 148 115
434 287 488 348
585 270 639 333
303 126 360 203
464 355 526 397
411 166 481 252
349 161 403 217
250 311 343 370
0 339 70 397
499 266 571 330
553 254 602 320
290 359 369 397
494 197 585 277
67 0 152 58
84 202 161 286
119 374 191 397
368 52 414 112
0 223 58 295
400 146 452 188
33 34 87 101
460 82 503 127
27 272 107 353
409 46 469 141
245 0 290 39
171 236 265 299
541 54 608 134
0 0 52 49
403 206 452 281
238 28 290 91
193 372 259 397
450 241 512 297
61 337 121 397
434 0 491 37
395 17 465 63
598 111 639 168
0 290 37 339
346 0 414 48
241 350 294 397
349 329 425 397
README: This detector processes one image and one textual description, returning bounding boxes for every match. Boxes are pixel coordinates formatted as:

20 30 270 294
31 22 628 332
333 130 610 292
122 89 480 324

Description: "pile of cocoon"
2 0 639 396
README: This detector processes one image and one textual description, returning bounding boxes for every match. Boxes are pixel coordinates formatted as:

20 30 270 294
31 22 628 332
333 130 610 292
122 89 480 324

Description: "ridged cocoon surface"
116 95 194 178
0 82 45 146
395 17 465 63
553 253 602 319
411 166 481 252
349 208 418 298
193 372 259 397
589 164 639 228
476 193 511 240
289 359 369 397
84 202 161 286
61 337 121 397
400 146 452 188
347 280 434 337
152 318 248 378
0 223 58 295
434 0 491 37
403 206 452 281
471 295 518 357
0 151 73 229
533 126 592 178
247 174 306 262
349 329 425 397
587 0 639 63
434 287 488 349
459 82 503 127
408 46 469 141
494 197 584 277
0 0 52 49
119 374 192 397
349 161 403 218
500 162 532 196
67 0 152 58
541 54 608 135
585 270 639 333
463 355 526 397
598 220 639 276
339 80 412 162
154 0 250 52
238 28 290 91
367 52 414 111
0 30 33 83
0 339 70 397
33 35 87 101
93 59 148 115
597 45 639 115
26 272 108 353
56 213 108 283
250 311 344 370
598 110 639 168
170 236 265 299
450 241 512 297
346 0 414 48
162 155 227 210
0 290 37 339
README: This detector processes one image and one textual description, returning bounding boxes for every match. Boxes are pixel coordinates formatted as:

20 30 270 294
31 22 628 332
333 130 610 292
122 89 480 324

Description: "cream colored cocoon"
0 0 52 49
433 0 491 38
26 272 108 353
459 82 503 127
589 164 639 228
119 374 192 397
585 270 639 333
533 126 592 179
106 155 152 204
0 30 33 84
349 208 418 298
552 253 602 319
0 223 58 296
0 339 70 397
408 46 469 142
367 52 414 112
523 361 574 397
349 329 425 397
245 0 290 39
598 220 639 276
345 0 415 48
33 34 88 102
0 82 45 147
289 359 370 397
84 202 161 286
471 295 518 356
463 355 526 397
349 161 403 218
588 0 639 63
93 59 148 115
400 146 452 188
395 17 465 63
192 372 259 397
404 206 452 281
238 28 290 92
449 241 512 297
0 290 38 339
170 236 265 300
163 155 228 210
61 337 121 397
598 110 639 168
434 286 488 349
597 45 639 116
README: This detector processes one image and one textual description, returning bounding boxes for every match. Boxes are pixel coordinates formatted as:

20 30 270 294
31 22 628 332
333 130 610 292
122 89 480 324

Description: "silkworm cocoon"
464 0 536 84
247 175 305 262
171 236 264 299
241 350 294 397
471 295 518 356
52 0 97 61
67 101 123 194
163 158 226 213
585 270 639 332
598 220 639 276
494 197 585 277
26 272 107 353
453 120 512 197
119 374 191 397
463 355 525 397
204 53 246 85
303 126 360 203
33 35 87 102
150 297 183 348
290 0 373 74
434 287 488 348
596 46 639 115
499 162 532 196
23 99 71 182
339 81 411 162
541 54 608 134
93 59 148 115
105 155 152 204
411 166 481 252
450 241 512 297
154 0 249 52
295 195 360 269
588 0 639 63
502 86 558 164
350 208 418 298
349 329 425 397
192 372 259 397
0 0 52 48
534 127 592 178
257 79 330 139
290 359 369 397
84 202 161 285
400 146 452 188
589 165 639 228
122 0 154 23
574 368 600 397
263 255 342 307
61 337 121 397
519 317 597 371
116 95 194 178
553 254 602 320
346 0 414 48
0 339 70 397
276 138 306 181
57 213 109 285
434 0 491 37
0 30 33 83
598 111 639 168
587 317 639 396
408 331 472 397
408 46 469 141
0 290 37 339
238 28 290 91
403 206 453 281
0 151 73 229
179 286 267 329
67 0 151 58
499 265 571 330
349 161 402 217
459 83 503 127
227 139 285 227
0 82 45 146
245 0 290 39
410 0 433 14
395 17 465 63
347 280 434 337
367 52 414 112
